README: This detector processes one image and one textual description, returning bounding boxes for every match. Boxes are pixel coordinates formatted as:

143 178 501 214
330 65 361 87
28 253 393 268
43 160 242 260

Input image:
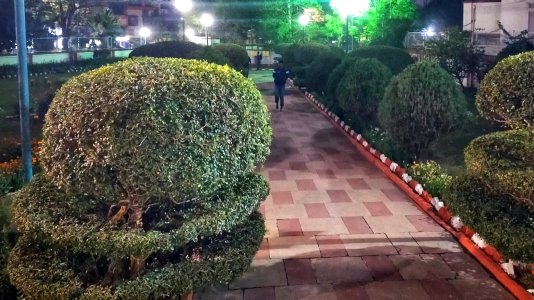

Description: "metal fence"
8 36 147 54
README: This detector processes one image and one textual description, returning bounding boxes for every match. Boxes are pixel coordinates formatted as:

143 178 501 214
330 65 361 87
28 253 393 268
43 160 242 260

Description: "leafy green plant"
8 58 272 299
408 160 453 198
476 51 534 129
348 45 414 75
128 41 202 59
305 50 343 95
336 58 392 129
425 28 485 87
190 46 231 66
363 127 409 165
445 174 534 262
324 57 359 108
378 60 466 159
212 43 250 76
464 129 534 208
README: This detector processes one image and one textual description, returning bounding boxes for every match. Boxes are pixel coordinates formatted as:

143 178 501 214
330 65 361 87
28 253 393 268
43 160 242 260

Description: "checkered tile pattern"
195 84 514 300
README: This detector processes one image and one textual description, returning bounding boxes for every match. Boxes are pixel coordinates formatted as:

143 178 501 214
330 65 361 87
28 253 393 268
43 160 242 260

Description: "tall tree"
426 28 484 87
259 0 339 44
363 0 419 47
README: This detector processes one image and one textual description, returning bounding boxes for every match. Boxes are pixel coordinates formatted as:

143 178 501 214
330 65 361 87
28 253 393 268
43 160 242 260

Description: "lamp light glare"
200 13 214 27
174 0 193 13
330 0 370 19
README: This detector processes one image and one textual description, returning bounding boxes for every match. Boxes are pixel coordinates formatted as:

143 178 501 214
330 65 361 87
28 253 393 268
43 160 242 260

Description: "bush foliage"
212 43 250 75
336 58 392 128
464 129 534 208
445 174 534 262
378 60 466 159
128 41 202 59
348 45 414 75
476 51 534 129
9 58 272 299
408 160 453 198
305 51 343 94
324 57 359 108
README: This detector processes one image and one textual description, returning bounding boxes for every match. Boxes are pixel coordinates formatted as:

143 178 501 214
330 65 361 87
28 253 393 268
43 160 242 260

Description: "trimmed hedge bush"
445 174 534 262
305 50 343 94
378 60 466 159
128 41 202 59
349 45 415 75
41 58 270 203
324 57 359 107
464 129 534 208
336 58 392 128
190 46 231 66
9 58 272 299
213 43 250 75
476 51 534 129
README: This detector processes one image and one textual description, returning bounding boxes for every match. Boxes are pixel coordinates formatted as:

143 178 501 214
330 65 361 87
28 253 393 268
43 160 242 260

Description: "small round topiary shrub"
445 174 534 262
128 41 202 59
324 57 359 107
476 51 534 129
464 129 534 208
212 43 250 75
349 45 415 75
378 60 466 159
294 43 330 67
41 58 270 203
305 50 343 94
336 58 392 128
8 57 272 299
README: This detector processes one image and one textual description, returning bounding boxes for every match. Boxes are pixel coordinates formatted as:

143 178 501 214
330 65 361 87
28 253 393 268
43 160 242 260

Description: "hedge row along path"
194 82 516 299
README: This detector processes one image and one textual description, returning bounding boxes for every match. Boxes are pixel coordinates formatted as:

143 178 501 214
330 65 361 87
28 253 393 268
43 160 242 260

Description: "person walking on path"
255 51 263 70
273 60 290 111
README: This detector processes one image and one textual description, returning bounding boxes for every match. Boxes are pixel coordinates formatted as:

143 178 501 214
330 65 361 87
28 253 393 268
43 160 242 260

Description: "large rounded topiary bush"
336 58 392 128
8 58 271 299
349 45 415 75
128 41 202 59
305 50 343 94
212 43 250 75
476 51 534 129
378 60 466 158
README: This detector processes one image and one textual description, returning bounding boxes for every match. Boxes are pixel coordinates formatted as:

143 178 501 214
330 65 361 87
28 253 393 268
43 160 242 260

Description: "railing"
1 36 146 54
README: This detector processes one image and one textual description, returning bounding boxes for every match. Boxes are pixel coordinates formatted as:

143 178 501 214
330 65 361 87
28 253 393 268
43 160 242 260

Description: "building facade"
463 0 534 55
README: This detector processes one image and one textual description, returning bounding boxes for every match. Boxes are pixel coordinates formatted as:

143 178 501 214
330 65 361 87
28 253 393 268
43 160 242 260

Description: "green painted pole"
14 0 33 183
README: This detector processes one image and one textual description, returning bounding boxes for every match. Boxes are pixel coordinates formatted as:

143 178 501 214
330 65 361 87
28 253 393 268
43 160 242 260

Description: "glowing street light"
175 0 193 41
139 27 151 45
298 13 310 26
199 13 214 46
330 0 370 52
185 27 195 41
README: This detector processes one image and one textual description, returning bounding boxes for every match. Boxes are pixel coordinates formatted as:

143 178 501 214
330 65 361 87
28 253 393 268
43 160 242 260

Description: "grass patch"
249 69 273 84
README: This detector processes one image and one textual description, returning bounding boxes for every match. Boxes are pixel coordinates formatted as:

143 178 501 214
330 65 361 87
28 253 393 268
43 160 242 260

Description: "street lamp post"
175 0 193 41
298 13 310 42
199 13 214 46
330 0 370 52
139 27 151 45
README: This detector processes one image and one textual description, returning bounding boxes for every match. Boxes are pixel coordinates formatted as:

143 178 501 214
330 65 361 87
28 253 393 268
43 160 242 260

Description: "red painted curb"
294 85 533 300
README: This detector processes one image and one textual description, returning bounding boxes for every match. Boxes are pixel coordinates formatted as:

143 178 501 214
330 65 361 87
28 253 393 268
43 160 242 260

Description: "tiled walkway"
197 84 515 300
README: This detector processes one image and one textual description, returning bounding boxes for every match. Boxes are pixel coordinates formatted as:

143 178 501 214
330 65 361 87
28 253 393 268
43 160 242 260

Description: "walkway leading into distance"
196 79 515 300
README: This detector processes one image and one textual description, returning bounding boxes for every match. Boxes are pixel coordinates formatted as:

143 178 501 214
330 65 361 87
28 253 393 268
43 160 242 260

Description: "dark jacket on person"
273 67 289 86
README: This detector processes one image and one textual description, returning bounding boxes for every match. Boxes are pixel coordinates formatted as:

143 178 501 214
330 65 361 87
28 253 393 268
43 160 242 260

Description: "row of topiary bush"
285 43 464 163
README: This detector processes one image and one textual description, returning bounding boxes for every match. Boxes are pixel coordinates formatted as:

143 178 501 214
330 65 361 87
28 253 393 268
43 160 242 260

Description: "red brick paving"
277 219 303 237
196 83 513 300
295 179 317 191
304 203 330 218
